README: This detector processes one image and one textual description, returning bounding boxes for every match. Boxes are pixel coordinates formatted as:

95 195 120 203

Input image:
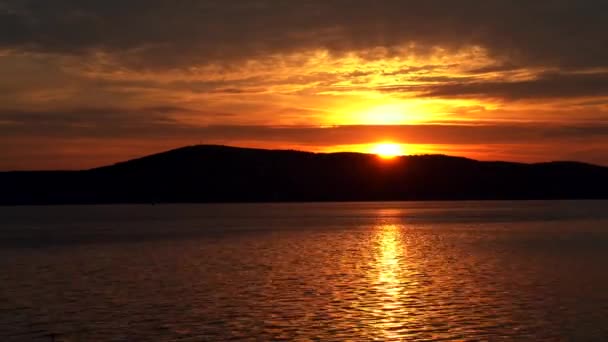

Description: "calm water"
1 201 608 341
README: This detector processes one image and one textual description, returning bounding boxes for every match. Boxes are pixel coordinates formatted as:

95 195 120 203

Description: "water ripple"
1 202 608 340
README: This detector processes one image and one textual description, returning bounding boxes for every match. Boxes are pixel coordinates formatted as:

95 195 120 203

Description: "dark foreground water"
1 201 608 341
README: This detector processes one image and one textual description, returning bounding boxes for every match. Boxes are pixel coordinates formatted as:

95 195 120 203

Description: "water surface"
1 201 608 340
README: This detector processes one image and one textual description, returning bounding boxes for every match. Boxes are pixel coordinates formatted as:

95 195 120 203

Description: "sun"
371 143 404 159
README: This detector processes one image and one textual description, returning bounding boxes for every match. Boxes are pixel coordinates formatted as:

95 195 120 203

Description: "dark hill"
1 145 608 205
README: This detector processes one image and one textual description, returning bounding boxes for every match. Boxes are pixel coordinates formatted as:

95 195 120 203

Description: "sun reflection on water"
378 225 401 290
371 223 411 339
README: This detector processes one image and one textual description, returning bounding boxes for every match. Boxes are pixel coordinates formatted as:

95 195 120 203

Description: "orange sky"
1 1 608 170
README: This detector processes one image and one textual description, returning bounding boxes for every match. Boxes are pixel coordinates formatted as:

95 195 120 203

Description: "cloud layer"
1 1 608 168
2 1 608 69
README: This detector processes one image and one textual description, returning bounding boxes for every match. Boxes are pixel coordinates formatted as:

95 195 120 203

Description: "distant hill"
1 145 608 205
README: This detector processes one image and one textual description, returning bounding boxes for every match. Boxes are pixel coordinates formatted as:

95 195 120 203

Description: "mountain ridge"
1 145 607 205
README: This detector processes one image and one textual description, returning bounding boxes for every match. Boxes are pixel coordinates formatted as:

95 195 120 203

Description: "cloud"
2 1 608 169
418 72 608 100
2 106 608 144
1 1 607 70
178 123 608 146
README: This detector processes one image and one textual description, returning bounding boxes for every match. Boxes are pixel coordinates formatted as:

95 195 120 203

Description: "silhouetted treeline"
1 145 607 205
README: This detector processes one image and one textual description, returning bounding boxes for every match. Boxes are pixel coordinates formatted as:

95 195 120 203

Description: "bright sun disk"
372 143 404 159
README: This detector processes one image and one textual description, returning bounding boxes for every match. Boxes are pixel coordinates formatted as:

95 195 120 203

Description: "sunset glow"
371 143 405 159
1 2 608 170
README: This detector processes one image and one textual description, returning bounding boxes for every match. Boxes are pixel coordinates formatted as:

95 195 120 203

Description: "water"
1 201 608 341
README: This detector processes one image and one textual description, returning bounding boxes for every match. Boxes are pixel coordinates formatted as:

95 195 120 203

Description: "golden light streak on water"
367 215 418 340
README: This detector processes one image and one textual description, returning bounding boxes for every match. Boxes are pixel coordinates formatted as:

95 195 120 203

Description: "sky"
1 0 608 170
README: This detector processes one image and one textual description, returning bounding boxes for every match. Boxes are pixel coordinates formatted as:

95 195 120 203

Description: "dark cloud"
379 72 608 100
0 106 193 138
1 0 607 70
423 72 608 100
186 123 608 145
382 65 452 76
2 107 608 144
466 63 522 74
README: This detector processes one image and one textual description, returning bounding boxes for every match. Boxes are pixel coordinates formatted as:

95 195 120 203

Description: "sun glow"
371 143 404 159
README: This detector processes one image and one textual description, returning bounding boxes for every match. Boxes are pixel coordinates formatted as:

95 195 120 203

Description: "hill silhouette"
1 145 607 205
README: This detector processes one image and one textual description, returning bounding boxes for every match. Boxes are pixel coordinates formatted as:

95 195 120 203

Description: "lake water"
1 201 608 341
